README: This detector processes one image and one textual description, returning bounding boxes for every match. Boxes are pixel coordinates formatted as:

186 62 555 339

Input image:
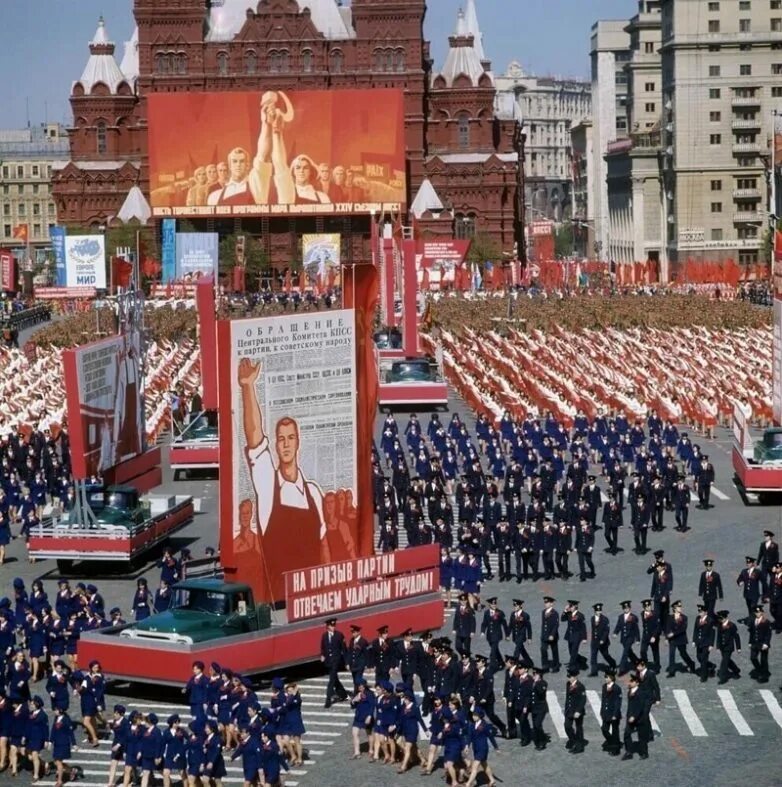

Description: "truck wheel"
758 492 775 505
57 559 74 574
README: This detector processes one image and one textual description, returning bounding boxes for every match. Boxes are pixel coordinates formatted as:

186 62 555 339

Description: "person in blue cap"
350 677 375 760
107 704 128 787
372 680 399 764
441 706 465 787
24 607 47 683
269 677 288 751
7 649 31 702
139 713 163 787
162 713 186 787
185 723 205 787
8 698 29 776
283 682 305 766
420 693 446 775
464 706 499 787
124 710 145 786
26 694 49 781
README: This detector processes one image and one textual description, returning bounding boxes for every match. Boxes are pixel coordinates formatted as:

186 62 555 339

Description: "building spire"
463 0 485 63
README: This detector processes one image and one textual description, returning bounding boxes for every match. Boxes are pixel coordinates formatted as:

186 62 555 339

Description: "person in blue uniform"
530 665 549 750
589 602 616 677
563 668 587 755
131 578 152 621
203 719 226 786
452 594 476 657
665 600 696 677
154 579 173 613
7 698 28 777
184 660 209 722
507 599 533 667
373 680 399 765
397 689 427 773
320 618 348 708
259 728 289 786
106 704 128 787
748 605 772 683
350 677 375 760
140 712 164 787
614 600 640 675
26 694 49 780
540 596 560 673
76 660 102 746
561 601 587 672
622 673 651 760
0 511 11 565
7 649 31 702
464 707 499 787
692 603 717 683
715 609 742 684
440 707 465 787
344 624 369 690
230 727 261 787
698 559 723 617
185 725 205 787
736 556 766 624
599 671 622 757
50 705 76 787
283 682 305 766
480 598 508 673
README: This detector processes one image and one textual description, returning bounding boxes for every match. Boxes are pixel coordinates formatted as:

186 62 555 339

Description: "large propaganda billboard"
63 316 144 479
147 89 406 219
218 309 362 603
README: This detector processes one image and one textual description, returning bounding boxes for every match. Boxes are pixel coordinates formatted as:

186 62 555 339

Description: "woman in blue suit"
464 707 499 787
203 720 226 786
50 705 76 787
26 695 49 781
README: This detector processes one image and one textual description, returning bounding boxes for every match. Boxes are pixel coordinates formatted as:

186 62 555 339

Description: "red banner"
418 239 472 268
284 545 439 622
196 277 218 410
0 252 15 291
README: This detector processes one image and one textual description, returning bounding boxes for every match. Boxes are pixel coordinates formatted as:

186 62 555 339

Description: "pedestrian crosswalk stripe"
586 690 602 725
649 712 661 734
711 486 730 501
672 689 707 737
689 492 699 503
717 690 753 735
546 690 567 739
759 689 782 730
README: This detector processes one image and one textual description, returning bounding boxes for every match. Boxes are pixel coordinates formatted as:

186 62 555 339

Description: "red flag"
142 258 161 278
232 266 245 292
112 257 133 288
775 230 782 262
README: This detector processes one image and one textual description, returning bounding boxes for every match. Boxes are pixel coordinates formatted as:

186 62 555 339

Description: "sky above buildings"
0 0 635 129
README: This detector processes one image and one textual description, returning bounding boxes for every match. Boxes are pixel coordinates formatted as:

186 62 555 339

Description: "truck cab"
120 578 272 644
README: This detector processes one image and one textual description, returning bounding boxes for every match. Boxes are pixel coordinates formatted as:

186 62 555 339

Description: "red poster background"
147 89 406 217
0 252 15 291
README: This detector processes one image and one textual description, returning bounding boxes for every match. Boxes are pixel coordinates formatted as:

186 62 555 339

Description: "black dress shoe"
622 753 633 761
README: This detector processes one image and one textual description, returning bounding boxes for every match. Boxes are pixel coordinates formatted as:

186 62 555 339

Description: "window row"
215 48 344 76
0 165 52 179
1 203 55 217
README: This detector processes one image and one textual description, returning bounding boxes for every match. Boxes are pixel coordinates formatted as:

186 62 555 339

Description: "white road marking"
586 689 602 724
760 689 782 730
711 487 730 501
600 492 609 504
546 690 567 738
649 712 661 734
690 492 700 503
672 689 707 736
717 690 753 735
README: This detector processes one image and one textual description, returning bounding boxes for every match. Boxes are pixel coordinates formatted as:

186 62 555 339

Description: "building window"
739 251 758 264
737 177 758 188
96 121 107 155
175 53 187 74
455 214 476 239
33 223 40 237
708 44 721 51
31 165 39 177
268 50 289 73
739 0 751 8
33 203 40 216
773 18 782 30
711 228 723 240
710 202 722 212
710 133 721 144
3 225 10 238
457 113 470 148
709 65 721 76
1 166 7 179
245 51 257 75
738 226 759 238
740 64 752 75
16 166 23 178
645 82 655 91
772 86 782 96
711 179 722 190
773 63 782 74
301 49 313 73
710 111 721 121
708 19 720 32
739 18 751 31
18 204 25 217
645 42 654 53
709 88 721 98
394 48 406 72
48 204 55 216
2 205 8 216
645 102 656 112
773 1 782 9
708 1 719 9
737 156 755 166
217 51 228 76
329 49 343 74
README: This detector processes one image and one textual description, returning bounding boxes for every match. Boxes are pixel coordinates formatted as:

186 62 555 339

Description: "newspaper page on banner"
230 309 357 601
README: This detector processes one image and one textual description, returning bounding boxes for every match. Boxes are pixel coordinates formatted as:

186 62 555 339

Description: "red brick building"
53 0 523 265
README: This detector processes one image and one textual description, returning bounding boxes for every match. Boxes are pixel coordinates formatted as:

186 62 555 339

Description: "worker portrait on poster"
147 89 406 219
229 310 359 601
63 327 144 479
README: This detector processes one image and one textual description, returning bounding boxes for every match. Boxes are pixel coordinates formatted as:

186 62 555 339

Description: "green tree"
466 232 501 265
762 219 781 265
554 222 574 260
218 232 270 290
